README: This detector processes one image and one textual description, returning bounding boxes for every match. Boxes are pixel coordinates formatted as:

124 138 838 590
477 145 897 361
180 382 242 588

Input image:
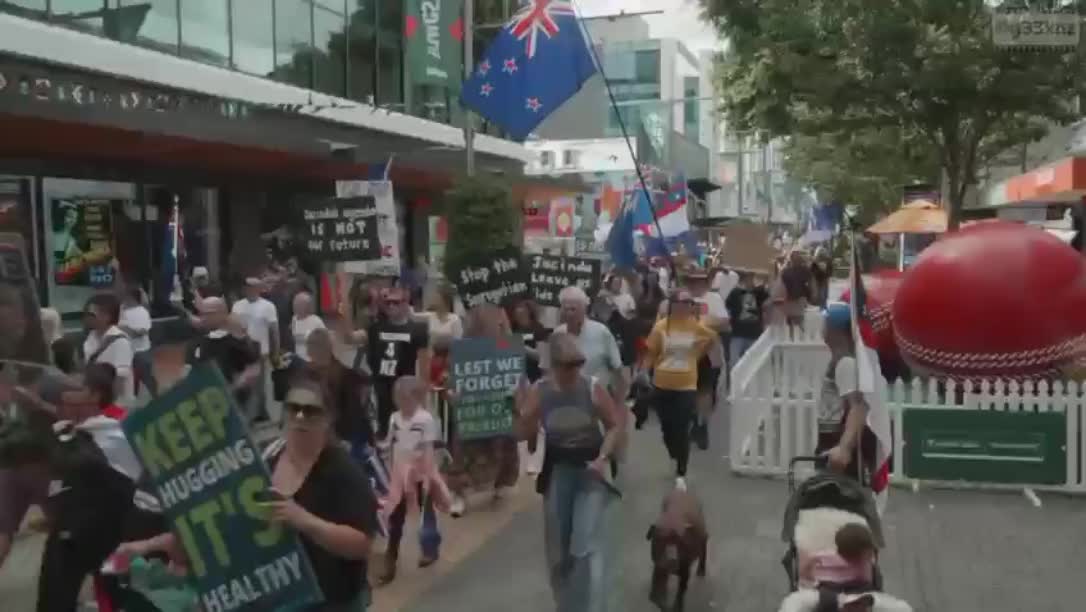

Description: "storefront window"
376 0 403 110
180 0 230 67
313 2 348 96
121 0 181 54
232 0 275 76
347 0 377 103
42 178 135 319
50 0 109 36
0 0 47 19
273 0 315 89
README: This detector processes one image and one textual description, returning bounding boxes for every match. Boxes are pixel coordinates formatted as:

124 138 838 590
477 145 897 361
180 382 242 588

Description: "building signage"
449 246 528 309
449 335 525 440
405 0 465 87
122 364 324 611
0 58 254 122
527 254 601 307
903 407 1067 485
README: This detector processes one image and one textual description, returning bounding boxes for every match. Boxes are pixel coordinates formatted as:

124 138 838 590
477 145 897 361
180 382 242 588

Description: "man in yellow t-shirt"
639 288 720 479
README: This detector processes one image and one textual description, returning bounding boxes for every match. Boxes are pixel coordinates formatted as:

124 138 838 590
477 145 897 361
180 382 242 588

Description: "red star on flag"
449 16 464 41
480 82 494 97
478 59 491 75
525 97 542 112
502 58 518 74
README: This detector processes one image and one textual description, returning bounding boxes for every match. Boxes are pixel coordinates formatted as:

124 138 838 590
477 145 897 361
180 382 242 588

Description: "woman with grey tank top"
516 332 623 612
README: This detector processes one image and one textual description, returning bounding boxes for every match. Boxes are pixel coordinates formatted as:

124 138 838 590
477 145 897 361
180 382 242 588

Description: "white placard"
335 180 401 276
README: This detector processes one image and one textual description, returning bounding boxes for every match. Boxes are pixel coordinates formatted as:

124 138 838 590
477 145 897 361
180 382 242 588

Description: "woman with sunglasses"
516 332 623 612
111 379 380 610
638 288 721 483
266 379 380 609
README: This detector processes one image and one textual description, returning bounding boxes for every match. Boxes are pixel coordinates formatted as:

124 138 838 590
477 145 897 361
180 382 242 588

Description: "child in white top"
378 376 450 584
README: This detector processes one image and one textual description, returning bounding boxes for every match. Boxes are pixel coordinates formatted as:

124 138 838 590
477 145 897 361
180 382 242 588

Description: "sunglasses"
285 402 326 419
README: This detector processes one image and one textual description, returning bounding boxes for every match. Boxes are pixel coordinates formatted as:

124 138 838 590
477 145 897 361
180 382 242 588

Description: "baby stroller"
780 456 895 610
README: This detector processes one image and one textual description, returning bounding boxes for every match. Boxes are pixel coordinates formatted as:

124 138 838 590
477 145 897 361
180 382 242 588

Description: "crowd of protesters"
0 241 810 611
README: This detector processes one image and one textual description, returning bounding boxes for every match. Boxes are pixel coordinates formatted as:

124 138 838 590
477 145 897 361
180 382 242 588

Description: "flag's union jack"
509 0 577 59
460 0 596 140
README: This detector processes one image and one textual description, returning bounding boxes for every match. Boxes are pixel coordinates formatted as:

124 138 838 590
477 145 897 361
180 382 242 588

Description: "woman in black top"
264 380 379 610
116 379 379 611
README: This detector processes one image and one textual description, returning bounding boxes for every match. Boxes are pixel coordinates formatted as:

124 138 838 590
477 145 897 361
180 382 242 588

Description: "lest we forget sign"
449 335 526 440
527 254 602 307
450 246 529 309
122 364 323 611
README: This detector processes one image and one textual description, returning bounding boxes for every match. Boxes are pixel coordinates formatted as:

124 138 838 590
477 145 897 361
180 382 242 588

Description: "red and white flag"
849 237 893 512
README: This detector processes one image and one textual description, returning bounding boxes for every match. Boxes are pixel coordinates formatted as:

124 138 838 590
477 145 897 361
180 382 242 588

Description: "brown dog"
646 483 708 611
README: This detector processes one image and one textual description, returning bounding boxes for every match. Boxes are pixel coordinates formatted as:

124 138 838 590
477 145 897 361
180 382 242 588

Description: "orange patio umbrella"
866 200 948 235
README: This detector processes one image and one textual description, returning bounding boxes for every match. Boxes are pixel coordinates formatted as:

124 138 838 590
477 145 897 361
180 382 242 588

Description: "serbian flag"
849 235 893 512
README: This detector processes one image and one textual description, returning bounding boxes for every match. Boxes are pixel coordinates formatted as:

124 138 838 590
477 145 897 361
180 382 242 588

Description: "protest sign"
335 180 402 276
300 197 383 262
122 364 323 612
527 254 602 307
449 335 525 440
450 246 528 309
719 223 777 274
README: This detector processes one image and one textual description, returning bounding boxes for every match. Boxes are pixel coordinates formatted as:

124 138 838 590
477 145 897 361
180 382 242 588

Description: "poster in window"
51 198 116 287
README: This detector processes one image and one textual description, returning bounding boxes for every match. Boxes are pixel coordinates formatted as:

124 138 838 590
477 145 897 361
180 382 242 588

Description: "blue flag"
461 1 597 141
606 199 637 270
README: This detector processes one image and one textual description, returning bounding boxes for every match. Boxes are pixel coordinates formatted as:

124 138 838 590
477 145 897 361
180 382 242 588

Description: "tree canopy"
700 0 1086 228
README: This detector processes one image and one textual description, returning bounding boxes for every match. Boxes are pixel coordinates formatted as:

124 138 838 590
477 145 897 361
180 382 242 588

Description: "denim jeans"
729 335 758 367
544 462 614 612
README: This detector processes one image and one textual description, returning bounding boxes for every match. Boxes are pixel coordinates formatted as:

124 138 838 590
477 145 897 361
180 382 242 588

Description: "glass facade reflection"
0 0 520 132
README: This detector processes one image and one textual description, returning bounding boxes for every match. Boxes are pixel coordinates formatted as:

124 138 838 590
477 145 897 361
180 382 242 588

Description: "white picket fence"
728 318 1086 492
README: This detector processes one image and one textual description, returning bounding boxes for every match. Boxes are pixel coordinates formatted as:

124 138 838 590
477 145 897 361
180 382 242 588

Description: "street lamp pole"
463 0 475 176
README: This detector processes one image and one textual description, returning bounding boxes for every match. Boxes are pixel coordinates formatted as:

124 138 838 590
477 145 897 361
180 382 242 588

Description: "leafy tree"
783 126 940 225
701 0 1086 229
442 176 518 280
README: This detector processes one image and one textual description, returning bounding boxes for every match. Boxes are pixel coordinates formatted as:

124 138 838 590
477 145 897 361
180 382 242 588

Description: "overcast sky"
575 0 721 52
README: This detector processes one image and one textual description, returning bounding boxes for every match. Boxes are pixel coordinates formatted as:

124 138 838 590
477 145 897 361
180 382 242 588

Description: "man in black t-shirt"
186 297 260 404
725 272 770 367
367 288 429 440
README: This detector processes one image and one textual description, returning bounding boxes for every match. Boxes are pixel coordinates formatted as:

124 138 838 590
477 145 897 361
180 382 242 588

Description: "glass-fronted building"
0 1 537 324
0 0 525 129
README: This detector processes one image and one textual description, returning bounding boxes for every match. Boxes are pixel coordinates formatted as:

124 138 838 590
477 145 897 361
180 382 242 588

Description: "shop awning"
981 156 1086 208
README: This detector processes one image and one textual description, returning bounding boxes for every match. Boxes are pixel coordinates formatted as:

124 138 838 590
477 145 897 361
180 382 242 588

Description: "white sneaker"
450 495 466 518
675 477 687 491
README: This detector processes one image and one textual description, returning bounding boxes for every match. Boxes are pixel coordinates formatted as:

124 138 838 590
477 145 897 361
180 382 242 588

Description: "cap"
823 301 851 330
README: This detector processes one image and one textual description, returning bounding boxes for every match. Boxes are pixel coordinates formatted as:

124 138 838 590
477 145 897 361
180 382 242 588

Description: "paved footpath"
410 403 1086 612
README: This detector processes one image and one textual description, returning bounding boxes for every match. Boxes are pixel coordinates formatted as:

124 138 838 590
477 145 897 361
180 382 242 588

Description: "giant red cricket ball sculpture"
841 269 906 375
892 221 1086 381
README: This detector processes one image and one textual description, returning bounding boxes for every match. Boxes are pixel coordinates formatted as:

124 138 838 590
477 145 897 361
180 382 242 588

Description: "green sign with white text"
405 0 465 87
449 335 525 440
903 408 1066 485
122 364 323 612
